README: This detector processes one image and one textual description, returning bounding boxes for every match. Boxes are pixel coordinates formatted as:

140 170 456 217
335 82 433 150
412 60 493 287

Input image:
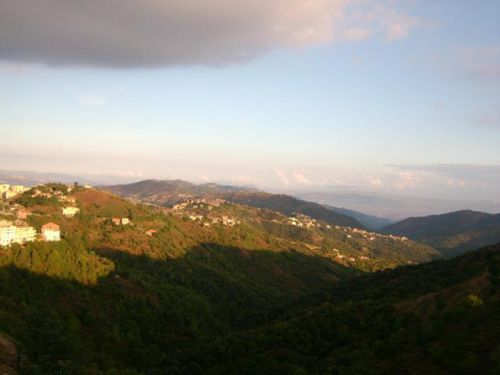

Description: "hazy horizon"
2 167 500 221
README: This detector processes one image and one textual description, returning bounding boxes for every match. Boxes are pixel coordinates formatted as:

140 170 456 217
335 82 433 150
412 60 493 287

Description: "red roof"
41 222 60 231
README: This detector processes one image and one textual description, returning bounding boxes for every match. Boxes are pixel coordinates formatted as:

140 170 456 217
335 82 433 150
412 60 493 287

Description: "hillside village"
0 182 138 249
167 197 409 241
0 183 437 272
167 198 241 227
0 184 66 246
0 183 29 199
0 183 87 247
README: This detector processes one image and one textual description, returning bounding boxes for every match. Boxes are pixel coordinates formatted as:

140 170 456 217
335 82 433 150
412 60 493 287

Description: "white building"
10 185 28 194
0 221 16 247
0 221 35 246
2 191 16 200
0 184 10 193
62 206 80 217
41 222 61 242
14 226 36 244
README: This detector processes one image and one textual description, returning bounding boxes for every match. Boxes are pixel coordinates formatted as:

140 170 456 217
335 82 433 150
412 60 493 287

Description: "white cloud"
393 171 420 190
387 164 500 200
273 168 323 187
290 170 313 186
367 176 383 187
273 169 290 186
447 179 466 188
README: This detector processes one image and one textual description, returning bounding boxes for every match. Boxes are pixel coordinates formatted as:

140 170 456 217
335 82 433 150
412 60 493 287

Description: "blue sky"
1 0 499 201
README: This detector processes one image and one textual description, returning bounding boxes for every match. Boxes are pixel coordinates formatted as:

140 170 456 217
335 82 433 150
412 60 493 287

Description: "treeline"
0 241 114 284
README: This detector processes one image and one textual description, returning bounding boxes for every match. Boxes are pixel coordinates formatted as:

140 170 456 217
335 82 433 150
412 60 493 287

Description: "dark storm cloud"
0 0 347 68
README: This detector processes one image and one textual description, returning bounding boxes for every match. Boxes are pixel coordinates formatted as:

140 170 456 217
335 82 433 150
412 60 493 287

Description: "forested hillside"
0 184 444 373
384 210 500 257
181 244 500 374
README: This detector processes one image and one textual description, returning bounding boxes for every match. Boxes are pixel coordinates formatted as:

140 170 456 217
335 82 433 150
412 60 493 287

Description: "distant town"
0 183 89 247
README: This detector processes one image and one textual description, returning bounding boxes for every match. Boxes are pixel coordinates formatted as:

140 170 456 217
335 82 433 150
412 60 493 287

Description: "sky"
1 0 499 201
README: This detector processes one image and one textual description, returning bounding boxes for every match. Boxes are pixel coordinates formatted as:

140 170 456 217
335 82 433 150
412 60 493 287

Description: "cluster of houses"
286 214 330 229
210 216 240 227
0 184 82 247
23 185 82 218
169 198 240 227
0 220 61 247
0 184 30 200
30 186 73 199
172 198 227 212
62 206 80 217
186 213 240 227
335 226 409 242
331 248 370 263
111 217 130 226
283 213 409 244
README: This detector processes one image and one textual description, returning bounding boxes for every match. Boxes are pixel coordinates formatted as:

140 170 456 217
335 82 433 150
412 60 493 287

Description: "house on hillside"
10 185 28 194
0 221 16 247
15 226 36 244
0 221 36 246
111 217 130 226
145 229 157 236
16 209 30 220
62 206 80 218
2 191 16 200
41 222 61 242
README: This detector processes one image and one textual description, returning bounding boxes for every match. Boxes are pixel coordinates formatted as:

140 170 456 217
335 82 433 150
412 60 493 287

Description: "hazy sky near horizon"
1 0 499 201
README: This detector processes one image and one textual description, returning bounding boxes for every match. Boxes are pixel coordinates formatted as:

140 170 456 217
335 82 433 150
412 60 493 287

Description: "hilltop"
384 210 500 257
104 179 365 228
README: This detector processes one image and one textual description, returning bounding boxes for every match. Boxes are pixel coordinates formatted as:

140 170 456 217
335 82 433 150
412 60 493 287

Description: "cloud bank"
0 0 419 68
385 164 500 201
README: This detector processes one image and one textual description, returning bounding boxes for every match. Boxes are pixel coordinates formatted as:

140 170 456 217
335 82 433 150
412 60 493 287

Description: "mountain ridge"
104 179 366 229
384 209 500 257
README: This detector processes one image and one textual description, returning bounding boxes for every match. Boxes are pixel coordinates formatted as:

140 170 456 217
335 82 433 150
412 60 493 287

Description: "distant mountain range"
324 205 394 230
104 179 366 229
295 190 500 220
106 180 500 257
383 210 500 257
0 169 133 187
